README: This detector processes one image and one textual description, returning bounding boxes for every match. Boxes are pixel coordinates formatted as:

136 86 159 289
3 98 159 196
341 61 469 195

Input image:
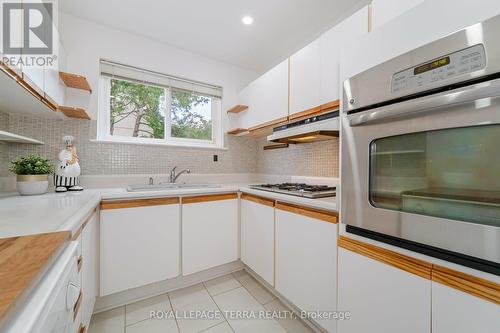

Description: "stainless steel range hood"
267 110 339 144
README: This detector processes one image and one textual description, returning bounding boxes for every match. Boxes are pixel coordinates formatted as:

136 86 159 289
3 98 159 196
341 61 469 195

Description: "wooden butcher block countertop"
0 231 70 322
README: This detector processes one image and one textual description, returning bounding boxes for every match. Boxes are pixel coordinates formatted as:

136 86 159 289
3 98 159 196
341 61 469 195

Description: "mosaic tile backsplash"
255 137 339 178
0 112 339 178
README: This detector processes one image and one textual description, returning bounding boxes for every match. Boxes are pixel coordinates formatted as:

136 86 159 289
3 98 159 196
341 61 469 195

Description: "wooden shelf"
263 143 289 150
227 128 249 136
58 106 91 120
59 71 92 93
0 130 43 144
227 105 248 114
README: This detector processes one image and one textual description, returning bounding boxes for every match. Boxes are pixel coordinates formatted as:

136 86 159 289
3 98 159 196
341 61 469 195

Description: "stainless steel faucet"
169 166 191 183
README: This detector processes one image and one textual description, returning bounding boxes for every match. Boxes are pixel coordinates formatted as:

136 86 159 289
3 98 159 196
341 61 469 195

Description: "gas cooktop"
250 183 337 199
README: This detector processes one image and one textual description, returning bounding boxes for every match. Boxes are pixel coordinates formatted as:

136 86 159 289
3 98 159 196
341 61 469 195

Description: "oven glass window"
369 125 500 227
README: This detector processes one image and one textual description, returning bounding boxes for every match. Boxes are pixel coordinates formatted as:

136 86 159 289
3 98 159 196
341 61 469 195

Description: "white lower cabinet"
182 194 238 275
81 211 99 329
240 194 275 285
100 199 180 296
432 281 500 333
337 247 431 333
275 204 338 333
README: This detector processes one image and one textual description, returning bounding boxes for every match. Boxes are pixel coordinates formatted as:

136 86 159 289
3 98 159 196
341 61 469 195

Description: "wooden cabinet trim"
275 201 338 224
248 116 289 137
241 193 275 207
288 99 339 121
339 236 500 302
338 236 432 279
432 264 500 305
100 197 180 210
227 128 248 135
182 193 238 204
73 290 83 321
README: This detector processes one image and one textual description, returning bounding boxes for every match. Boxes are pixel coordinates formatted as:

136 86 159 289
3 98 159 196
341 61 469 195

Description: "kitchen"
0 0 499 333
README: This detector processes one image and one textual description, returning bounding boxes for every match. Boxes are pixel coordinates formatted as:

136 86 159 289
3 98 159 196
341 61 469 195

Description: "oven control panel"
391 44 486 94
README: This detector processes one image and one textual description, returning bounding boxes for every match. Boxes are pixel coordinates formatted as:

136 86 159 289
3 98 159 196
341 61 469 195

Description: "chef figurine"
54 135 83 192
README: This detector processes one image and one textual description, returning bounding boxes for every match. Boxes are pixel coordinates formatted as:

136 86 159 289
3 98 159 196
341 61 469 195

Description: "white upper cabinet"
432 281 500 333
338 247 431 333
237 59 289 129
291 5 369 113
320 6 369 105
371 0 424 30
290 38 321 114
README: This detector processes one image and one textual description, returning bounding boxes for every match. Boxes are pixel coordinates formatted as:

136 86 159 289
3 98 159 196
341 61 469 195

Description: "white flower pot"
16 175 49 196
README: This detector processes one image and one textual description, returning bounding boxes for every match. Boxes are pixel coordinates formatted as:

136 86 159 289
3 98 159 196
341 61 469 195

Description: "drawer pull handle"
73 290 83 320
77 256 83 272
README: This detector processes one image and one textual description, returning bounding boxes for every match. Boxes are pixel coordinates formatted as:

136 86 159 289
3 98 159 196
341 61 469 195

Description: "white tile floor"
89 270 313 333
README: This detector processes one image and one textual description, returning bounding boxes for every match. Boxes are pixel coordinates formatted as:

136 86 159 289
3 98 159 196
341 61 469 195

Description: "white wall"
340 0 500 83
59 13 258 128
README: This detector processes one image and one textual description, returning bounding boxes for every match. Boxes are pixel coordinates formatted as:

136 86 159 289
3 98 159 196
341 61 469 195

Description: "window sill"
90 138 228 151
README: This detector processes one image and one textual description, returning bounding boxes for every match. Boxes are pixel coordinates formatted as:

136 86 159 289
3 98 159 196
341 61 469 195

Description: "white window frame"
97 64 224 149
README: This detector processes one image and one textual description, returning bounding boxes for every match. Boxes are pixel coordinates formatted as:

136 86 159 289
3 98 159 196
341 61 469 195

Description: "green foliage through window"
109 79 213 142
110 79 165 139
171 90 212 141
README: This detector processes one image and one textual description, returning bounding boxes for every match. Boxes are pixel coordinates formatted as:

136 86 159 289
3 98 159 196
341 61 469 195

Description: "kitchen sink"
126 183 221 192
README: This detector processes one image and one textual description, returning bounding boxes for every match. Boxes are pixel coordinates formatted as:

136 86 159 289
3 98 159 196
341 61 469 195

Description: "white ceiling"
60 0 368 74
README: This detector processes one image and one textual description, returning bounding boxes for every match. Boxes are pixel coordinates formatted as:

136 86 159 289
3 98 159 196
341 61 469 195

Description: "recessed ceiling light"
242 16 253 25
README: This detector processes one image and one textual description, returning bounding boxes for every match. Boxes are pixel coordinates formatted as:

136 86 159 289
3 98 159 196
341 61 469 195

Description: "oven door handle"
347 78 500 126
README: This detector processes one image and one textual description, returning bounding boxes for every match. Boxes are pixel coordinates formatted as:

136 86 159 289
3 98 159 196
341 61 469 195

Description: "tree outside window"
109 79 213 141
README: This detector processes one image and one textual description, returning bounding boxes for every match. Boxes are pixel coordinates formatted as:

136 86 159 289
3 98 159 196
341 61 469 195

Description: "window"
98 60 223 148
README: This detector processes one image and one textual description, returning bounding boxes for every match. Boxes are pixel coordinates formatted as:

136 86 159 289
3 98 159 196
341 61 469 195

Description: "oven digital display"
413 56 450 75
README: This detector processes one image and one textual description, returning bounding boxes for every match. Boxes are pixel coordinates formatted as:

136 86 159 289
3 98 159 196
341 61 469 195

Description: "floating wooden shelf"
263 143 289 150
227 128 249 136
0 130 44 144
227 105 248 114
59 71 92 93
58 106 91 120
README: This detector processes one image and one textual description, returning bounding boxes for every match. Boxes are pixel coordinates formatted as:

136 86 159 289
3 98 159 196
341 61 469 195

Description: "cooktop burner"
250 183 336 198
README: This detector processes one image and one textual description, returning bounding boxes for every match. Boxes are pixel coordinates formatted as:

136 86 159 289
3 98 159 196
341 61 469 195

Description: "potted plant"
9 154 54 195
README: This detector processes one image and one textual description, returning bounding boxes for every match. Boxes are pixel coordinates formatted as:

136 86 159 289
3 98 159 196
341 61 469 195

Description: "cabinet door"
289 38 321 114
320 6 369 104
432 281 500 333
182 194 238 275
240 195 275 285
100 202 180 296
238 60 288 129
81 212 98 328
371 0 424 30
44 41 66 106
275 206 337 333
338 247 431 333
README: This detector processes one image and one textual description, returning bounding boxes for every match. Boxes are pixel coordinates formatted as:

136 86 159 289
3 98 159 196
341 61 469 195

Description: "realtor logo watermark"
1 0 58 68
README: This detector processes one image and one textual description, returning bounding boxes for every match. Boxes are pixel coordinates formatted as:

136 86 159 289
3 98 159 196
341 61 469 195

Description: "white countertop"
0 184 337 238
239 187 337 211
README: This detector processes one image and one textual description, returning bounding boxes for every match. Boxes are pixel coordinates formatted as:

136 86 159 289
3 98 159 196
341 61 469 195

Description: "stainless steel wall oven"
342 15 500 275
